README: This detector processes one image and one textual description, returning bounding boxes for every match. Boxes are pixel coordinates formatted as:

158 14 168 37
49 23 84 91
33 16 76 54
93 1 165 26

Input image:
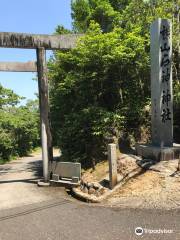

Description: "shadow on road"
26 159 43 177
0 158 43 184
0 178 40 185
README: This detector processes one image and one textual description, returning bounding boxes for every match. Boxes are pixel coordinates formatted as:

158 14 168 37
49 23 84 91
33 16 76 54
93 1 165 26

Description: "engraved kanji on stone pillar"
150 19 173 147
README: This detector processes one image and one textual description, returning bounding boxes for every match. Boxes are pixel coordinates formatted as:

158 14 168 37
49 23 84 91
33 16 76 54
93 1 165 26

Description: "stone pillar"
135 19 180 161
150 18 173 147
108 144 117 189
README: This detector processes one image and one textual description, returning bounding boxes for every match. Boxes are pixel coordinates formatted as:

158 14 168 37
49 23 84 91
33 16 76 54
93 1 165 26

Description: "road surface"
0 153 179 240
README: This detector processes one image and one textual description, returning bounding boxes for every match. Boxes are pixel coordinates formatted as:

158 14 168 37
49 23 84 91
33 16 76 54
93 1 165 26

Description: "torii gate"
0 32 81 183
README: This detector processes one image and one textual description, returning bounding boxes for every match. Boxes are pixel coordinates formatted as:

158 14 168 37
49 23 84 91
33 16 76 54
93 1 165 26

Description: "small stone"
95 191 101 197
93 182 101 190
98 187 105 195
88 187 96 195
86 182 93 189
80 179 84 185
82 187 88 194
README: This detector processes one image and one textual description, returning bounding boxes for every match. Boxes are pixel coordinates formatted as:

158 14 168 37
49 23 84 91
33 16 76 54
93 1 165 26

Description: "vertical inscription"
160 23 172 124
150 19 173 147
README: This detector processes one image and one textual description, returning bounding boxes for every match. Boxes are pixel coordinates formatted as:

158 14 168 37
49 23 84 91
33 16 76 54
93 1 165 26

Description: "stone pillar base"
135 143 180 161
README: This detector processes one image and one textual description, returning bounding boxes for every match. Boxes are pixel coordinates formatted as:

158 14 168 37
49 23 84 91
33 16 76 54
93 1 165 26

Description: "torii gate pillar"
36 47 52 182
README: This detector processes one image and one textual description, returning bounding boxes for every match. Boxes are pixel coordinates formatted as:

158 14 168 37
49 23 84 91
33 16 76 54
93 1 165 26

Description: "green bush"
0 85 40 162
49 23 149 167
0 128 14 161
49 0 179 167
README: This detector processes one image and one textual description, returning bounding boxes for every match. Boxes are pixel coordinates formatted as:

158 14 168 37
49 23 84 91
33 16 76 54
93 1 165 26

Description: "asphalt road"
0 153 179 240
0 198 179 240
0 152 68 210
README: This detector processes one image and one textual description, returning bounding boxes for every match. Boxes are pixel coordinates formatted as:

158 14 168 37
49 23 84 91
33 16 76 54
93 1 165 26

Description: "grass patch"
0 155 17 165
82 160 109 182
31 147 42 155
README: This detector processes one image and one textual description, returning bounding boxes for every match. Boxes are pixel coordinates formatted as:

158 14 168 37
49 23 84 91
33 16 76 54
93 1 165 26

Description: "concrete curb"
72 166 145 203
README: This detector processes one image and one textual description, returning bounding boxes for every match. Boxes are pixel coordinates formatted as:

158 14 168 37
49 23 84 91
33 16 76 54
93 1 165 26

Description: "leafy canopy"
49 0 180 167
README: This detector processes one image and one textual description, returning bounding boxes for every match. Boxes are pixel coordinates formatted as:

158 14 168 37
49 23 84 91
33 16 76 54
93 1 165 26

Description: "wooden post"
108 144 117 189
36 47 52 182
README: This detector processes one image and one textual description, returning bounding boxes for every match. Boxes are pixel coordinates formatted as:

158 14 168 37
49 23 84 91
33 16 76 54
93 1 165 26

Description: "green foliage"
71 0 120 32
55 25 72 34
108 0 130 11
0 128 14 161
49 0 180 166
49 21 149 167
71 0 91 32
119 0 180 114
0 84 23 108
0 85 40 162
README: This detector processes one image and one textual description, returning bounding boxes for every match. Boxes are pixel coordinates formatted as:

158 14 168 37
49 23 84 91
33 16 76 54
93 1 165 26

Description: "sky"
0 0 72 104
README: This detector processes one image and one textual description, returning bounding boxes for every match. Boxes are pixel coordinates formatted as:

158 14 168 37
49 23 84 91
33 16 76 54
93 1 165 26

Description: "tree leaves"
49 0 179 166
0 86 40 161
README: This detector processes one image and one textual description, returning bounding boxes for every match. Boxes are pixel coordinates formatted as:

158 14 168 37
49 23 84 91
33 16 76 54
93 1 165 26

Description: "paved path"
0 155 179 240
0 152 67 210
0 199 179 240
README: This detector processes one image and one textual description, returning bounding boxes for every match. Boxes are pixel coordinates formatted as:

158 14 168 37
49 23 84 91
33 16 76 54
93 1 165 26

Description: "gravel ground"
104 159 180 209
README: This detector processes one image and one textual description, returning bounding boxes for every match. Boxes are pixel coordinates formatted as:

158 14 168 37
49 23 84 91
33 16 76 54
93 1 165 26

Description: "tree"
108 0 130 11
71 0 91 32
55 25 72 34
49 22 149 167
71 0 120 32
0 85 40 162
0 84 23 108
49 0 180 167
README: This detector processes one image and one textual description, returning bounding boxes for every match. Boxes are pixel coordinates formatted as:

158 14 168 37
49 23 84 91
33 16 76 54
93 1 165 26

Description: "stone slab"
50 179 80 188
49 161 81 180
135 143 180 161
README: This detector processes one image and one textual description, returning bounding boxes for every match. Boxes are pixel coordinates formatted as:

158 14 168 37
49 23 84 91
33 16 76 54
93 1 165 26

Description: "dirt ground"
81 160 109 182
81 154 180 210
104 163 180 209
